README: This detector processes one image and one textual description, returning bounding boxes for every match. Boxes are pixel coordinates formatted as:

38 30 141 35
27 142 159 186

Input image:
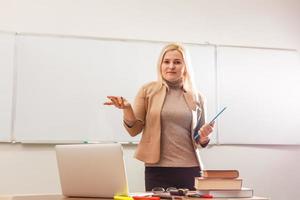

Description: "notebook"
55 143 129 198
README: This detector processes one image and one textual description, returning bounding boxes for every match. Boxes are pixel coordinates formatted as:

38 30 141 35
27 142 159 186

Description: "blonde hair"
157 43 197 94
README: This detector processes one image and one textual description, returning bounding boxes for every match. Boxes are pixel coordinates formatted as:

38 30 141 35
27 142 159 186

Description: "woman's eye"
174 60 182 65
163 60 170 64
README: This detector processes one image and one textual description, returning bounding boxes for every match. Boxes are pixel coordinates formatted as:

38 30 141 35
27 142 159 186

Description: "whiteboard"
0 32 14 142
14 35 216 143
218 47 300 144
188 45 217 143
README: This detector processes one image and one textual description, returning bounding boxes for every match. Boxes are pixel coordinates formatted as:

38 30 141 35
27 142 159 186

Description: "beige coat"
124 81 208 165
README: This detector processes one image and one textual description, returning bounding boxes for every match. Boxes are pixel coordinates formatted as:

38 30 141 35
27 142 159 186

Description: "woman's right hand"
104 96 131 109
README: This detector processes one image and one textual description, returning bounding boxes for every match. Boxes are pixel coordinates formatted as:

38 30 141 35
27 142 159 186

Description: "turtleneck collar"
164 78 184 90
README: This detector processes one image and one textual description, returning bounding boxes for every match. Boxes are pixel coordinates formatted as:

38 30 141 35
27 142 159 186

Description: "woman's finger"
206 126 212 133
200 124 214 137
110 98 121 107
110 97 118 104
103 102 114 105
118 97 123 106
120 96 125 106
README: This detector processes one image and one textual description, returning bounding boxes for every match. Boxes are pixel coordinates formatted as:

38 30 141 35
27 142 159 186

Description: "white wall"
0 1 300 200
1 0 300 50
1 144 300 200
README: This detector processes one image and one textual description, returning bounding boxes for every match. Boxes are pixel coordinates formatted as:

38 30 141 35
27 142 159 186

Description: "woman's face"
161 50 186 82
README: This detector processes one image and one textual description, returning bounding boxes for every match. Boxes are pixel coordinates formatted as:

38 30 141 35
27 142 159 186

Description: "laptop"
55 143 129 198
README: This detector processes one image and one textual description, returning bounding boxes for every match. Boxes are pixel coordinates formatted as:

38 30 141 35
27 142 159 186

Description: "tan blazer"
124 81 208 164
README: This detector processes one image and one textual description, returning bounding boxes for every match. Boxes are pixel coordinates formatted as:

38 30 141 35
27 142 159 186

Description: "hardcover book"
194 177 242 190
196 187 253 198
201 170 239 179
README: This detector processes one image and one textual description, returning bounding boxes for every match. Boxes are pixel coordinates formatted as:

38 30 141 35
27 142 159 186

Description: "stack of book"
194 169 254 198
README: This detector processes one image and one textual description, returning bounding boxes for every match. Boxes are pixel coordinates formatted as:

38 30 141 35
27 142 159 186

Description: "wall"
0 1 300 200
1 0 300 50
1 144 300 200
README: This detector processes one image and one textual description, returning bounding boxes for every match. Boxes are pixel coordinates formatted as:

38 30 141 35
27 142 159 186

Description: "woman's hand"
104 96 136 127
104 96 131 109
200 123 214 137
199 122 215 143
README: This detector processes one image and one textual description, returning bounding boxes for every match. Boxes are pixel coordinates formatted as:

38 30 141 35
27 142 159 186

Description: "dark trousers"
145 166 201 191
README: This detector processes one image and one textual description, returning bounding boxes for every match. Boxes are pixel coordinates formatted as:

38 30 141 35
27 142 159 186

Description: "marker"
200 194 213 198
114 195 133 200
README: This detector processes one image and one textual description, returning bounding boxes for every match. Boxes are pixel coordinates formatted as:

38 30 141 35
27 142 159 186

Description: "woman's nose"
168 63 175 69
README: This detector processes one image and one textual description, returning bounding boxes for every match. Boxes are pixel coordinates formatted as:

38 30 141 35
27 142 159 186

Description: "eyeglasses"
151 187 189 196
151 187 177 193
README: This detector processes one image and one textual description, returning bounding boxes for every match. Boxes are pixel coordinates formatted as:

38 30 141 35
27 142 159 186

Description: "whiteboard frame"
0 31 16 142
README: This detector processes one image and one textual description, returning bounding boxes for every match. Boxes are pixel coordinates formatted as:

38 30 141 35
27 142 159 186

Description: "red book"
201 170 239 179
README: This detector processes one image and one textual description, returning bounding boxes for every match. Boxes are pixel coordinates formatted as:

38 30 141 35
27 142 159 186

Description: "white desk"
0 194 269 200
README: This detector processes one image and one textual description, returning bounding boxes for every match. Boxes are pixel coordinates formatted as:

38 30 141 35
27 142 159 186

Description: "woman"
104 43 214 191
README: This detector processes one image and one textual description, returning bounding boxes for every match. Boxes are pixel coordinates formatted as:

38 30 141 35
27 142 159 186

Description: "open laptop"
55 143 129 198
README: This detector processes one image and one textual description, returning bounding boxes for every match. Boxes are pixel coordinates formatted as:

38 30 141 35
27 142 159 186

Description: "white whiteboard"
0 32 14 142
188 45 217 142
14 35 216 143
218 47 300 144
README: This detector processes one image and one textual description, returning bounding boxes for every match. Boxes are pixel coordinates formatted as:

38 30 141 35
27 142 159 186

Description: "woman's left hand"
199 122 215 138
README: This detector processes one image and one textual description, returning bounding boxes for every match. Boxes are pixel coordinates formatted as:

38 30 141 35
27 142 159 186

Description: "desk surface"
0 194 269 200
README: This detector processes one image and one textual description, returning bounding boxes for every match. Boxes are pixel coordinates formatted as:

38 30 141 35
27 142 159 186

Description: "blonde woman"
104 43 214 191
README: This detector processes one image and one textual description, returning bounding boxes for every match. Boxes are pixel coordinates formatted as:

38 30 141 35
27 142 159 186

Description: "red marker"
132 196 160 200
200 194 213 198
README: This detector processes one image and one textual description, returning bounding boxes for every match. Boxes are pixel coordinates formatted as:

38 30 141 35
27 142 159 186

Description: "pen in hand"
193 107 227 142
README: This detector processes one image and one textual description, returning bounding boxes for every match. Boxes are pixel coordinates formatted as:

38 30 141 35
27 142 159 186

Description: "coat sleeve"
197 92 210 148
123 86 147 137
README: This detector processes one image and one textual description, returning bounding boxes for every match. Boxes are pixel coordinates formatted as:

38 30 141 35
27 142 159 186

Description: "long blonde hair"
157 43 197 94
